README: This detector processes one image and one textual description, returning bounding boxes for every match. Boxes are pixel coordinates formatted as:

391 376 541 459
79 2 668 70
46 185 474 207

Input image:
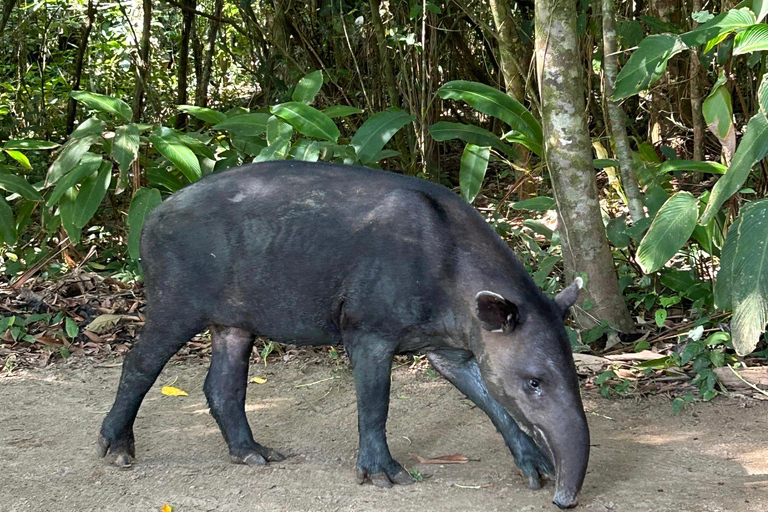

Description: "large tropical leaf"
127 188 162 260
637 191 699 273
270 102 339 142
47 133 100 184
292 70 324 104
58 188 81 244
212 113 271 135
437 80 542 143
4 150 31 169
613 35 687 100
149 133 202 182
3 139 59 150
429 121 517 160
659 159 726 174
71 91 132 122
254 138 291 162
290 140 321 162
716 199 768 355
733 23 768 55
177 105 227 125
700 112 768 224
459 144 490 203
512 196 556 211
702 72 735 156
47 153 103 207
0 172 42 201
323 105 363 118
681 7 755 46
113 123 140 174
73 161 112 228
266 116 294 145
0 196 16 245
351 109 414 164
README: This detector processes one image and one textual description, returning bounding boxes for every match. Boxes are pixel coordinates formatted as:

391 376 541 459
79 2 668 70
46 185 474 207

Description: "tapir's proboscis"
99 162 590 508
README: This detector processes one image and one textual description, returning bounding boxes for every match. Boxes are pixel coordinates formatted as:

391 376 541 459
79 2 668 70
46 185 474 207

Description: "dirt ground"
1 354 767 512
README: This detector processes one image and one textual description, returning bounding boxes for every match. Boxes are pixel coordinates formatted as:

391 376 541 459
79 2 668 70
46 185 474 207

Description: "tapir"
98 161 590 508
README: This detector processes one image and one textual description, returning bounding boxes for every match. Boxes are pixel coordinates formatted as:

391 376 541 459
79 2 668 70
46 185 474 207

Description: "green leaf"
112 123 140 174
4 150 31 169
594 158 619 169
703 72 735 153
459 144 490 203
290 140 321 162
512 196 556 211
659 159 726 174
351 109 414 164
323 105 363 118
3 139 59 150
437 80 542 146
0 172 42 201
700 112 768 224
65 317 79 339
147 167 186 192
266 116 294 145
429 121 517 159
270 102 339 142
759 73 768 119
0 196 16 245
149 133 202 182
73 161 111 228
212 113 271 135
370 149 401 162
70 117 105 139
715 198 768 355
71 91 132 122
637 191 699 273
177 105 227 125
59 187 81 243
655 308 668 328
47 133 100 184
292 70 324 104
613 35 687 101
254 138 291 162
733 23 768 55
606 215 630 248
47 153 102 207
127 188 162 260
681 8 756 47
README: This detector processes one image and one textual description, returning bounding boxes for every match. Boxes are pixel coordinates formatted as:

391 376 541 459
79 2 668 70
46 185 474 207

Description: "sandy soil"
1 354 767 512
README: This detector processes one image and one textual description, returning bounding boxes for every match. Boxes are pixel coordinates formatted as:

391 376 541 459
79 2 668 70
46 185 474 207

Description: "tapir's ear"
555 277 584 315
475 291 519 333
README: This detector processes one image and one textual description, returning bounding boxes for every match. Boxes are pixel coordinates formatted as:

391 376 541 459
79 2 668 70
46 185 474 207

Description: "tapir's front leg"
427 350 554 489
345 333 414 488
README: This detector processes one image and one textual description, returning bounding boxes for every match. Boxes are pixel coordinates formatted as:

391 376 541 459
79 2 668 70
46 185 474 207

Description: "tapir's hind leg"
426 350 555 490
204 326 285 466
99 316 203 467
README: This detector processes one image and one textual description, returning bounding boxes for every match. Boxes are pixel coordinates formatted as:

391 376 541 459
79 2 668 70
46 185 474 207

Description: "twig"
294 375 338 388
727 364 768 398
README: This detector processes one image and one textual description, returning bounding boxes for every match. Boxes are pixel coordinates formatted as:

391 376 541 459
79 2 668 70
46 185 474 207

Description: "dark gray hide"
98 162 590 508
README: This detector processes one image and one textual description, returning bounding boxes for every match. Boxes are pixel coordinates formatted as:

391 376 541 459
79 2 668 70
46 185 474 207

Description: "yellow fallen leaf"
250 376 268 384
161 505 172 512
161 386 188 397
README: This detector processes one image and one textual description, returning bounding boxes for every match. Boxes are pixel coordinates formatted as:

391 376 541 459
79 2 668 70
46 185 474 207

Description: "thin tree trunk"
535 0 633 331
601 0 645 221
65 0 96 134
196 0 223 108
690 0 705 162
175 0 195 129
0 0 18 39
132 0 152 121
369 0 398 108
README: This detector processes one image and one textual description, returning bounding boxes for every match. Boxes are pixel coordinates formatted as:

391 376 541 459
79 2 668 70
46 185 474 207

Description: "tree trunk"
65 0 96 135
369 0 398 108
131 0 152 121
689 0 705 162
196 0 223 108
175 0 195 129
601 0 645 222
535 0 633 331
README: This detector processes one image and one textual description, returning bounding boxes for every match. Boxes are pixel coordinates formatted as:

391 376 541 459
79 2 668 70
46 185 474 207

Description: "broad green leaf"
370 149 401 162
270 102 339 142
637 191 699 273
606 215 630 248
716 199 768 355
71 91 132 122
459 144 490 203
501 130 543 157
437 80 542 144
323 105 363 118
351 109 414 164
0 172 42 200
733 23 768 55
113 123 140 174
681 7 755 46
47 133 99 184
47 153 102 207
177 105 227 124
700 112 768 224
512 196 556 211
290 140 321 162
613 35 687 100
266 116 294 145
429 121 517 160
65 317 79 338
655 309 668 328
292 70 324 104
70 117 105 139
231 135 267 157
752 0 768 22
0 196 16 245
147 167 185 193
759 73 768 118
4 150 31 169
703 72 735 155
127 188 162 260
149 133 202 182
3 139 59 150
59 187 81 243
254 138 291 162
73 161 112 228
212 113 271 135
594 158 619 169
659 159 726 174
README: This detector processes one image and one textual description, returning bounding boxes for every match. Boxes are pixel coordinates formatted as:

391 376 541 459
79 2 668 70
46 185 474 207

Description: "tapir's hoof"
356 462 414 487
230 444 286 466
98 433 135 468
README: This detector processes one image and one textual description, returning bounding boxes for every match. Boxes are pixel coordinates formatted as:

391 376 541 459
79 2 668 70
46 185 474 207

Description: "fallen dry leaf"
250 376 268 384
161 386 188 397
84 314 123 334
411 453 469 464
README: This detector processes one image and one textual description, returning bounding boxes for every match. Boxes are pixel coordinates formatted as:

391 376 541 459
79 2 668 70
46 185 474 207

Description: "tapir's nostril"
552 498 578 509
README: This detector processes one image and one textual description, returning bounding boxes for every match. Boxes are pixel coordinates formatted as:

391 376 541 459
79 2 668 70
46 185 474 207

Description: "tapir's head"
472 277 589 509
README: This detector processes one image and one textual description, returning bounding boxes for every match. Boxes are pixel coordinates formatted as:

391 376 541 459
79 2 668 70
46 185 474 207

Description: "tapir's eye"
528 378 540 389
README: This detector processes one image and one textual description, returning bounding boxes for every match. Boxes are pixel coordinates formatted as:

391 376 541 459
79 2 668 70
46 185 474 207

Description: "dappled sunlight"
729 447 768 476
245 397 292 413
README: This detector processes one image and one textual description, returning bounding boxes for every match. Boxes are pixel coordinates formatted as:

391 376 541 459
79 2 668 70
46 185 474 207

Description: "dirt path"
1 354 766 512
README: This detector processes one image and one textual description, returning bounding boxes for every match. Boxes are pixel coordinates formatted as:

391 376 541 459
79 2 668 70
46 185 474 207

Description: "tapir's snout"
553 492 579 509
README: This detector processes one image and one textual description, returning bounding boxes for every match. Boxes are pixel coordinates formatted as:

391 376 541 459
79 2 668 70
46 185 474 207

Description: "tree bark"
196 0 223 108
689 0 705 162
66 0 96 135
535 0 633 331
131 0 152 121
601 0 645 222
175 0 195 129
